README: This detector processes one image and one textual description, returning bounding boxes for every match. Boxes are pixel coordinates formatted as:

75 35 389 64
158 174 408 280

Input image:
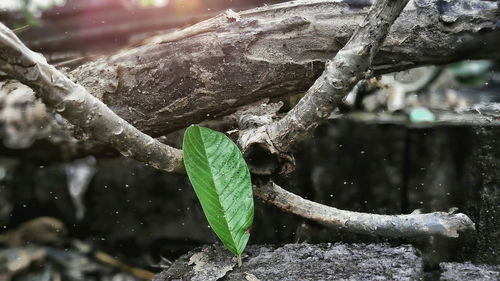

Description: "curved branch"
255 181 475 237
0 7 476 238
0 23 184 173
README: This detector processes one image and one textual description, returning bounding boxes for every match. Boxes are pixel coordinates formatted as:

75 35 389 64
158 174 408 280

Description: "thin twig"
255 181 475 238
0 23 184 173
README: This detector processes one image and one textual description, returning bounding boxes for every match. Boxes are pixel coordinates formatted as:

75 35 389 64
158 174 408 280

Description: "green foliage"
449 60 493 87
183 125 254 261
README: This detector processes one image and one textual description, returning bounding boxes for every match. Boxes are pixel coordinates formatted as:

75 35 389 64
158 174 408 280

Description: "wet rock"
440 262 500 281
153 243 423 281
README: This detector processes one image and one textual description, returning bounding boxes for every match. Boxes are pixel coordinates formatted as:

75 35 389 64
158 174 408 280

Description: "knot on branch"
239 122 279 175
238 120 295 175
235 101 295 175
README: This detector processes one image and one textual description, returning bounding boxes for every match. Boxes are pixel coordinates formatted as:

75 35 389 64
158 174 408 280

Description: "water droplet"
55 103 66 112
120 150 132 157
113 126 124 135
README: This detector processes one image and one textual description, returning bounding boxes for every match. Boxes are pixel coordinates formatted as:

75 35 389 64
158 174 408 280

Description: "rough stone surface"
153 243 423 281
440 262 500 281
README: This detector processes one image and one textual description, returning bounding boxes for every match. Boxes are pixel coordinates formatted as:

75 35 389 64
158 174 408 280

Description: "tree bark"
70 0 500 137
0 0 477 238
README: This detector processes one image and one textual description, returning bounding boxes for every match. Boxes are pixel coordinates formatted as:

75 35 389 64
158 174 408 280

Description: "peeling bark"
69 0 500 137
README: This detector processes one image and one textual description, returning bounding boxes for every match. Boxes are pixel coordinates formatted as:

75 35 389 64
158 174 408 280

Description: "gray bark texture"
70 0 500 137
153 243 423 281
0 0 478 238
238 0 410 174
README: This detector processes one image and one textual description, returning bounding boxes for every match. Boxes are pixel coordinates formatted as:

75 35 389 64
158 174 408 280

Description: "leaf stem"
237 255 242 267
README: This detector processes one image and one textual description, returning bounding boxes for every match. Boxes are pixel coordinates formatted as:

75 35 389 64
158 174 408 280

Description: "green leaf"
183 125 254 258
449 60 493 87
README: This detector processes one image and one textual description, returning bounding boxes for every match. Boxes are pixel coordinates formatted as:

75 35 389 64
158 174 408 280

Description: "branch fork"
0 0 477 238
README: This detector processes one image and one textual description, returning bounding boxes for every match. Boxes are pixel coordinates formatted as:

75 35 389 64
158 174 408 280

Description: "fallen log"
70 0 500 136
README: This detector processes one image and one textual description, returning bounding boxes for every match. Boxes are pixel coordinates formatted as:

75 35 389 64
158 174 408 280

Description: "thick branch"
0 23 184 173
255 181 475 237
0 5 476 238
69 0 499 137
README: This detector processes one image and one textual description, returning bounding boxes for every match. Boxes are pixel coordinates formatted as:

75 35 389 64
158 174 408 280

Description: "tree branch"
269 0 412 149
255 181 475 237
239 0 412 173
241 0 474 236
0 1 477 238
0 23 184 173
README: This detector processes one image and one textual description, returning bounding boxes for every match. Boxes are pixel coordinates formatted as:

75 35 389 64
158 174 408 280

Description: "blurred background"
0 0 499 280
